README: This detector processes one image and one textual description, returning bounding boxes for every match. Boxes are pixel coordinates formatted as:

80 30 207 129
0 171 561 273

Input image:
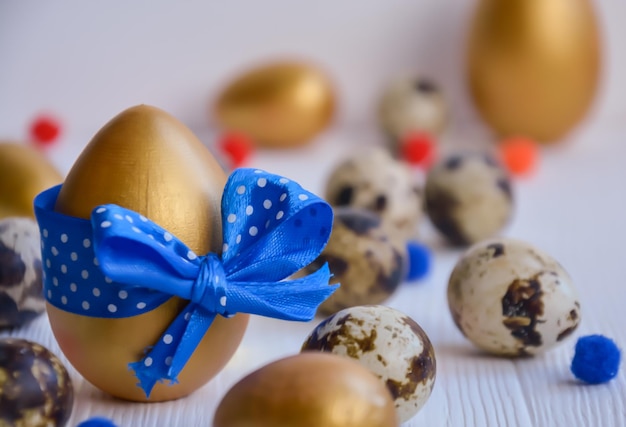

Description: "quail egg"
0 338 73 426
447 238 581 356
302 305 436 423
325 147 422 240
303 208 406 315
0 217 45 328
378 75 448 153
425 151 513 246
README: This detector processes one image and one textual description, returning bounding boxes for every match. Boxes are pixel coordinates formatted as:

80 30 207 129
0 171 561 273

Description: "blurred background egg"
213 61 335 149
213 352 398 427
425 151 513 246
302 208 406 315
448 238 581 356
0 338 73 427
49 105 249 402
302 305 436 423
378 75 448 154
325 147 423 240
467 0 601 142
0 217 45 329
0 143 63 220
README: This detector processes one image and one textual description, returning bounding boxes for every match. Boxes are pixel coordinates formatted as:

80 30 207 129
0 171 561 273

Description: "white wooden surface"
2 123 626 427
1 1 626 425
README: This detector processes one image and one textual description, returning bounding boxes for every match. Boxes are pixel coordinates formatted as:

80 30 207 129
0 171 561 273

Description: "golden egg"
467 0 601 143
213 352 399 427
214 62 335 148
0 142 62 219
50 105 249 402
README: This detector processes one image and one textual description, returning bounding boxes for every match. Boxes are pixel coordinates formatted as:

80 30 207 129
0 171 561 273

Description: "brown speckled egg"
378 75 449 153
302 305 436 423
213 352 398 427
448 238 581 356
325 147 422 240
303 208 406 316
0 218 45 328
0 338 73 426
425 152 513 246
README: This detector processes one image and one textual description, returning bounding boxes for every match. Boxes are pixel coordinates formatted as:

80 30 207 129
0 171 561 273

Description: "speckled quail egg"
0 217 45 328
213 352 398 427
447 238 581 356
302 305 436 423
0 338 74 426
378 75 449 152
425 152 513 246
325 147 422 240
303 208 407 315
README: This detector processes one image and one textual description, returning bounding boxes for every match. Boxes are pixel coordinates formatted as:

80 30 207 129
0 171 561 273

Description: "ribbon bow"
35 168 337 397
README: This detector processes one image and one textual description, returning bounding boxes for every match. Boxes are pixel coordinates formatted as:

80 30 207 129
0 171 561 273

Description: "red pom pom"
499 136 538 176
218 132 254 168
401 131 436 168
30 115 61 146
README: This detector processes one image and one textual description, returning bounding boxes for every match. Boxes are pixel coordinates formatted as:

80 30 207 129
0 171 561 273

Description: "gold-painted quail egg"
302 305 436 423
213 61 336 148
47 105 249 402
0 338 74 426
0 142 62 220
447 238 581 356
213 352 398 427
425 151 513 246
0 217 45 328
325 147 422 240
302 208 406 316
378 75 449 153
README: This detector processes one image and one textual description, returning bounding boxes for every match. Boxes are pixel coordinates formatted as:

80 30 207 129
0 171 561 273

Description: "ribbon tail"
227 263 338 321
128 305 216 398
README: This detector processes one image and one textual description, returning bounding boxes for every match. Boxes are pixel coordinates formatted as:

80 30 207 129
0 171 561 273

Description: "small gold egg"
467 0 601 142
0 142 62 219
214 61 335 148
213 352 399 427
49 105 249 402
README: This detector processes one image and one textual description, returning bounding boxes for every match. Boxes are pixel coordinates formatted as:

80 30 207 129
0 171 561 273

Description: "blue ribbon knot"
192 255 229 316
34 168 337 397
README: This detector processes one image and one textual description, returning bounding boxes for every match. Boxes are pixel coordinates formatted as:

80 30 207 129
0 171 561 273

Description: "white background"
1 2 626 426
1 0 626 165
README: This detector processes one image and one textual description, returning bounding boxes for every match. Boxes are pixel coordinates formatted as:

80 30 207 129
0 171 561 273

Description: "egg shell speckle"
304 209 406 315
0 217 45 328
448 238 581 356
425 152 513 246
302 305 436 423
325 147 423 240
0 338 74 426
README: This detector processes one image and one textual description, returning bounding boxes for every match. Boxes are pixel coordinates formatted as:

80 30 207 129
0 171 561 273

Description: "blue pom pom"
77 417 118 427
405 241 431 282
571 334 621 384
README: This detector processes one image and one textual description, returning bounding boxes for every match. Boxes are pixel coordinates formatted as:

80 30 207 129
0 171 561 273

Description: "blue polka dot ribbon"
34 168 337 397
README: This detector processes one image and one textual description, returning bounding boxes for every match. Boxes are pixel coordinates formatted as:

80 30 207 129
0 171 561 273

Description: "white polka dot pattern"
35 186 172 318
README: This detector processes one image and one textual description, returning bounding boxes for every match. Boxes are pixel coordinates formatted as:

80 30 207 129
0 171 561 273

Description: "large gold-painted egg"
49 105 249 402
213 352 399 427
214 62 335 148
467 0 601 142
0 143 62 219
